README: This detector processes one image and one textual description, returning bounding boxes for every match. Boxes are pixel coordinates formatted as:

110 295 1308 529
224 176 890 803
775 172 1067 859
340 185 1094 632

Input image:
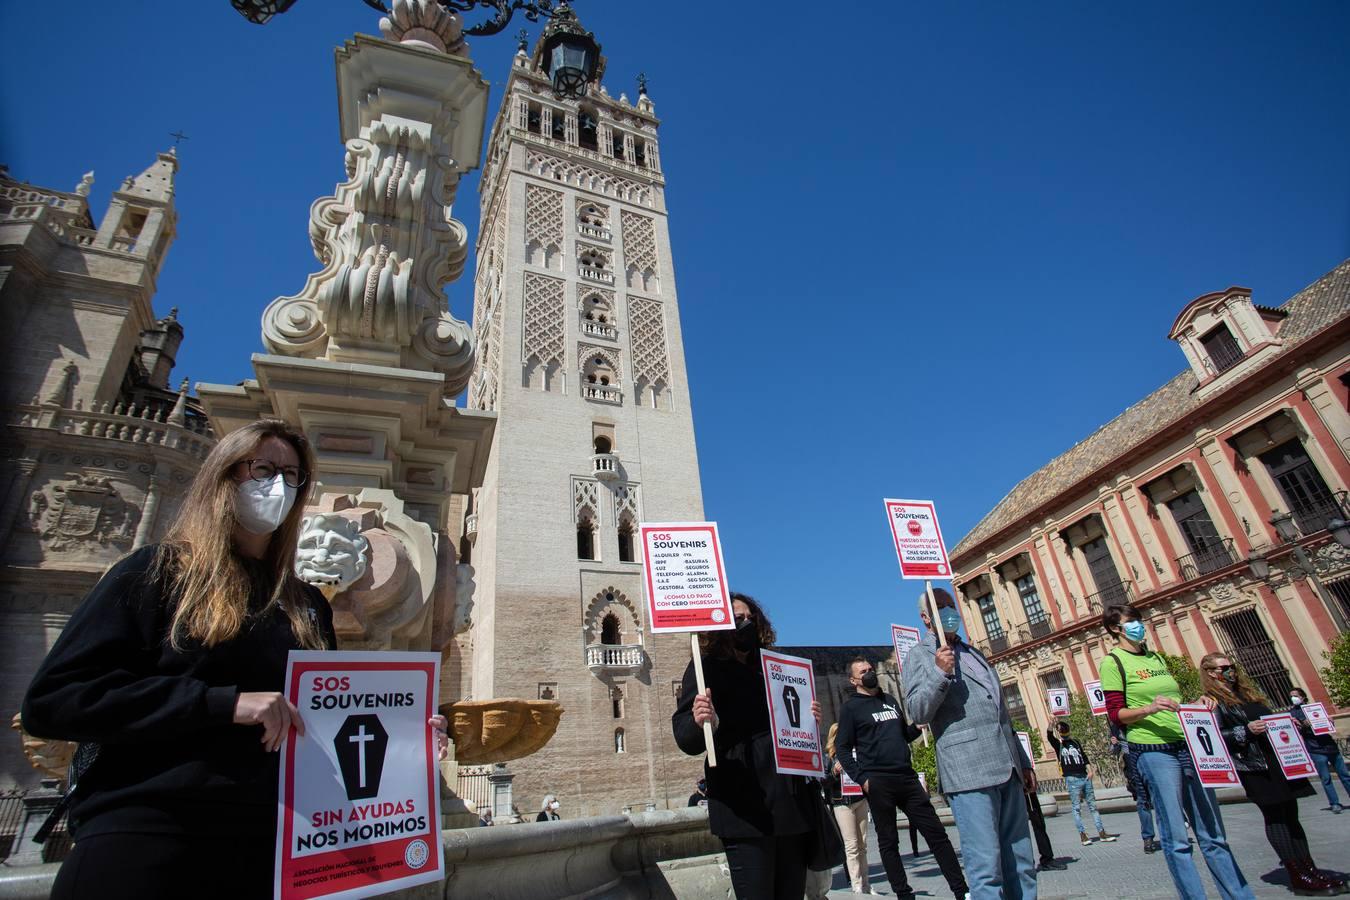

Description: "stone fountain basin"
441 699 563 764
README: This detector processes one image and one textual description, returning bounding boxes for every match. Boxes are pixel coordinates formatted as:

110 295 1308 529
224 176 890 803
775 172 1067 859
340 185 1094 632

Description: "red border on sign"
640 523 734 633
1178 706 1240 787
1303 702 1336 735
1048 688 1070 717
759 651 821 777
278 661 439 900
1262 714 1317 779
883 499 952 580
1085 680 1107 716
891 624 920 666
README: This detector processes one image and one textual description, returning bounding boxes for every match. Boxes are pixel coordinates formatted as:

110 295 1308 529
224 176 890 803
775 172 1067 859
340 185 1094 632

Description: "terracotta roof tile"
951 259 1350 563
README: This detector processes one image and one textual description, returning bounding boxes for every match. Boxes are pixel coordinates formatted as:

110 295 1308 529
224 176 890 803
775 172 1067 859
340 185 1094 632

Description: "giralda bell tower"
463 11 706 814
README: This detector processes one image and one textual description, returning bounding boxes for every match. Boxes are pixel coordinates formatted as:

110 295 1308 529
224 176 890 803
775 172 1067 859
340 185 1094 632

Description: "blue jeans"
1311 749 1350 807
1064 775 1104 834
1136 801 1156 842
1134 744 1254 900
948 772 1037 900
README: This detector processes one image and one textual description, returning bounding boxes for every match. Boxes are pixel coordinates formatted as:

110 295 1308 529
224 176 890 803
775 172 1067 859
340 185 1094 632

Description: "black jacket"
21 545 336 839
671 647 814 839
1046 732 1090 778
834 690 921 785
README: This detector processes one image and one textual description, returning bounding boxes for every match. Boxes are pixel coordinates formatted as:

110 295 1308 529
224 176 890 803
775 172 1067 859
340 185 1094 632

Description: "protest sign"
639 521 736 766
275 651 441 900
1047 688 1070 718
1085 680 1107 716
760 649 823 777
1262 714 1317 779
841 769 863 798
1303 702 1336 735
891 624 921 668
918 771 928 794
1177 705 1240 787
639 522 734 633
1017 731 1034 763
883 499 952 580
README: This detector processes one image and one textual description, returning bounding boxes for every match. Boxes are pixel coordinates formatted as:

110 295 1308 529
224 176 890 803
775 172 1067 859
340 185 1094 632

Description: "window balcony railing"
580 320 618 340
1290 490 1350 537
586 643 645 673
579 265 614 285
1176 538 1237 581
1207 339 1244 374
1026 617 1053 639
1086 581 1135 614
988 633 1010 655
582 384 622 405
591 452 620 482
577 223 611 242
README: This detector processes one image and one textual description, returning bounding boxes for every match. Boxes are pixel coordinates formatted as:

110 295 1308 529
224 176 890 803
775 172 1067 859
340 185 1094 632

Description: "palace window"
1015 574 1047 627
1260 440 1339 534
977 593 1005 643
1199 323 1244 373
1213 608 1293 710
1003 683 1028 722
1167 491 1233 577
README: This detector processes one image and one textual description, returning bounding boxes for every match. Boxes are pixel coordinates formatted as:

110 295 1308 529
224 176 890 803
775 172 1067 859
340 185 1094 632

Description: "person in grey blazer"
903 588 1037 900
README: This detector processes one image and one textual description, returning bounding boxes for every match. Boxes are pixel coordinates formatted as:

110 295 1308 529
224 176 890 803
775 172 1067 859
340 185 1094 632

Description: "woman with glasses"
672 593 824 900
1098 604 1254 900
1199 654 1346 896
22 419 448 900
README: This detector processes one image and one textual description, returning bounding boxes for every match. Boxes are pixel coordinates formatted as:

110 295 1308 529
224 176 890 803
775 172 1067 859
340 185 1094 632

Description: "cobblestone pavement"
822 794 1349 899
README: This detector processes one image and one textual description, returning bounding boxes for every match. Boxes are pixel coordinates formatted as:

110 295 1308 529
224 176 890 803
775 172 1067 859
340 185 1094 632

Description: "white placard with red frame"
1047 688 1070 718
1303 702 1336 735
883 499 952 580
841 770 863 797
760 649 823 777
1177 705 1240 787
892 624 921 668
1016 731 1034 764
1262 714 1317 779
639 522 736 634
275 650 441 900
1085 680 1107 716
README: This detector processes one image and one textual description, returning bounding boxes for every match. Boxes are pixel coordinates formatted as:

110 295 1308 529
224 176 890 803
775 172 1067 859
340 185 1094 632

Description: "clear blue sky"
3 2 1348 646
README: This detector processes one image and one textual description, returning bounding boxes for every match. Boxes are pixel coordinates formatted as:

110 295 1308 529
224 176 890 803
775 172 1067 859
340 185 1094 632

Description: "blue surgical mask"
1122 621 1147 643
938 607 963 635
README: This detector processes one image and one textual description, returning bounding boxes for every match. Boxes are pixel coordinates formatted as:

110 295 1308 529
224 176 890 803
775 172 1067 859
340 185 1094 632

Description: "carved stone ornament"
441 699 563 765
27 474 139 550
1035 645 1054 663
260 32 480 397
1313 542 1350 576
1210 581 1238 602
296 513 371 595
378 0 466 54
996 661 1014 680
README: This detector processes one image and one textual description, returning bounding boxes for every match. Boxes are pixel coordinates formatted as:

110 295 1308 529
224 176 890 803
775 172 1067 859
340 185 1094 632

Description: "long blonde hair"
826 722 839 758
154 419 326 650
1199 651 1266 707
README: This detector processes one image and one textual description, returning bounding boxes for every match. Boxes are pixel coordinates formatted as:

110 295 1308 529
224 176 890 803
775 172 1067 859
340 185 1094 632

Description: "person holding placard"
1290 687 1350 814
1045 721 1118 846
904 588 1036 900
20 420 451 900
824 723 871 895
1099 605 1254 900
836 657 968 900
671 593 824 900
1200 657 1345 896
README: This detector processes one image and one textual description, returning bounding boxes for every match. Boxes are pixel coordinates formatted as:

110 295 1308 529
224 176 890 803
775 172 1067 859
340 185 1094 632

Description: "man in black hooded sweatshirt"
835 657 969 900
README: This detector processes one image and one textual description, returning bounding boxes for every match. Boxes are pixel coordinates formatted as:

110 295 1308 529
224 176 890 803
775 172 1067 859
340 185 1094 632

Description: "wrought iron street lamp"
1329 516 1350 550
1250 510 1350 633
1269 510 1299 544
233 0 566 37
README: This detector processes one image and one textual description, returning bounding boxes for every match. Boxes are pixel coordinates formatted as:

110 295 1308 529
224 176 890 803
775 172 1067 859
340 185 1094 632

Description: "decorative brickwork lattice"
525 184 564 254
522 272 566 370
620 211 658 277
574 477 600 524
627 296 670 384
526 150 654 207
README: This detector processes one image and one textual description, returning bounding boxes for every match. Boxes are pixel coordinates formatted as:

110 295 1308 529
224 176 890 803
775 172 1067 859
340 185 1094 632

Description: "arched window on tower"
593 435 612 455
610 685 625 719
578 108 599 151
577 512 597 560
618 519 635 563
583 354 616 387
614 727 626 753
600 612 622 645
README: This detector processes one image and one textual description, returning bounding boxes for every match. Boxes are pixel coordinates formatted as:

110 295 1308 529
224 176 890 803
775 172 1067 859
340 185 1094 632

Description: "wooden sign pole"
925 580 947 649
691 633 717 767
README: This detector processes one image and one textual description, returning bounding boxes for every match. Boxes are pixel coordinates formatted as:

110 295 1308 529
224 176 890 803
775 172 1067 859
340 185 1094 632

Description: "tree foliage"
1010 719 1043 759
1322 632 1350 707
1163 652 1203 702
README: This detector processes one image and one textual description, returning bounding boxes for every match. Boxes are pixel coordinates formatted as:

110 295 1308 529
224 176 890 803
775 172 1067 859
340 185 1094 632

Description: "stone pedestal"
9 778 62 866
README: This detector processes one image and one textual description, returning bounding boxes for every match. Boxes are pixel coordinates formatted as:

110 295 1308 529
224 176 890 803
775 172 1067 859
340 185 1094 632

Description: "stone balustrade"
581 319 618 340
582 384 622 405
585 643 645 672
591 452 620 482
579 265 614 285
11 404 214 460
577 223 612 242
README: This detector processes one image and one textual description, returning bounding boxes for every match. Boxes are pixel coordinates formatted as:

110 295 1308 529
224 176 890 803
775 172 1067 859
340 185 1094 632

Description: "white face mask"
235 474 297 535
551 801 560 810
1290 695 1303 706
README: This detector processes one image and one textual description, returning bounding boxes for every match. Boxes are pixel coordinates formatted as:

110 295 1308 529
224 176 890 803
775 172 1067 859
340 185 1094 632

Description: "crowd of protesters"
673 590 1348 900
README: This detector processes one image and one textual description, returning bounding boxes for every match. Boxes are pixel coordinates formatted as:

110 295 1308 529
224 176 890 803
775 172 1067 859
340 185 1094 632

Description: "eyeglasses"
1205 664 1235 674
239 458 308 488
734 615 753 626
